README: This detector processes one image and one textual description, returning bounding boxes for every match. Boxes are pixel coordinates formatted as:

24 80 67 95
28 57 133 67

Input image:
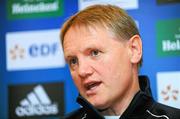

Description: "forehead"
64 25 110 40
65 25 97 41
63 25 110 47
63 25 125 57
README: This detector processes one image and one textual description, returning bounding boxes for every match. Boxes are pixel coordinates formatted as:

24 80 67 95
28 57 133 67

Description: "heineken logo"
12 1 59 14
156 19 180 56
7 0 64 19
162 38 180 52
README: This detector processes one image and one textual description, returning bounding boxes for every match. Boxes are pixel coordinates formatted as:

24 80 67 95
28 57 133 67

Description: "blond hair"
60 4 142 66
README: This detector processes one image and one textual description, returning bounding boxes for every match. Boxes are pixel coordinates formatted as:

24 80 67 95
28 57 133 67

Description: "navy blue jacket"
64 76 180 119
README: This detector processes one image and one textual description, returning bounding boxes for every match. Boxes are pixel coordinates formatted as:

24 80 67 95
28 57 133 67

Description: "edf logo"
6 29 65 71
29 43 59 57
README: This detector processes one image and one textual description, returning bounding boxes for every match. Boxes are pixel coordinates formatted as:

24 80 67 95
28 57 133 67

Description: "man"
60 4 180 119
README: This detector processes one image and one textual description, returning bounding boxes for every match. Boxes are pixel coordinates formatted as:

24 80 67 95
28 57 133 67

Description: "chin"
95 104 109 110
86 94 109 108
89 98 108 110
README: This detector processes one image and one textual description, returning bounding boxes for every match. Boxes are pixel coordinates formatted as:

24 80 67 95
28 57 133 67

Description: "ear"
127 35 142 64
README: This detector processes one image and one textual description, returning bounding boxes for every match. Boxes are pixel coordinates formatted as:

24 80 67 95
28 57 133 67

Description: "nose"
78 58 93 78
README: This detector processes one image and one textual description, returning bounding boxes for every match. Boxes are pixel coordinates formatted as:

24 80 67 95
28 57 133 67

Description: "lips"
84 81 102 95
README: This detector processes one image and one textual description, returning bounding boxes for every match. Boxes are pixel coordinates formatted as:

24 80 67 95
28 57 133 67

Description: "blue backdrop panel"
0 0 180 119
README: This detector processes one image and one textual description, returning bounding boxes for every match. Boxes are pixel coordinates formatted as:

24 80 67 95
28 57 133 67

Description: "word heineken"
162 39 180 52
12 1 59 14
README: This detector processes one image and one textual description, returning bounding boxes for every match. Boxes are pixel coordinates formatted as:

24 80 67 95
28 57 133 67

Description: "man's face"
63 26 134 109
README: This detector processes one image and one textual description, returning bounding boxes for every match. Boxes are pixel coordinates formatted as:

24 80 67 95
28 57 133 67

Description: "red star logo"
9 44 25 60
161 85 179 101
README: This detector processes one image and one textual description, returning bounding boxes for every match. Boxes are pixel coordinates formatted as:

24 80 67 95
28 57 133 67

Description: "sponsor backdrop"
0 0 180 119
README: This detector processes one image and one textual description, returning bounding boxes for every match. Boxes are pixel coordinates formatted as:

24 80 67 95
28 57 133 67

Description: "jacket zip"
146 110 169 119
82 113 87 119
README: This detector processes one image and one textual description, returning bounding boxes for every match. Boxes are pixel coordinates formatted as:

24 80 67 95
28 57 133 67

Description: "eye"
68 57 78 66
91 49 100 57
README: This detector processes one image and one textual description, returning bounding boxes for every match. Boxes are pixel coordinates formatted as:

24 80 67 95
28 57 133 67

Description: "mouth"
84 81 102 95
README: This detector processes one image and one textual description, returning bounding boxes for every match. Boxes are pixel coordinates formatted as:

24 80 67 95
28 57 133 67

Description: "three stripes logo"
15 85 58 117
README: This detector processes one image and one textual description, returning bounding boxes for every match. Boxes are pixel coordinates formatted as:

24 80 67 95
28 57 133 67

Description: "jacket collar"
76 75 154 119
77 95 104 118
121 75 154 118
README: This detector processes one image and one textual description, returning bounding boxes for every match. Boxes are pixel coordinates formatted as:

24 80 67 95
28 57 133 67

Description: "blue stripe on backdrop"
0 0 8 118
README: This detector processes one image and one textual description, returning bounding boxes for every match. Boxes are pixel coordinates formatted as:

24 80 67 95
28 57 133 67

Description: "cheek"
99 53 131 83
70 72 82 89
95 59 117 82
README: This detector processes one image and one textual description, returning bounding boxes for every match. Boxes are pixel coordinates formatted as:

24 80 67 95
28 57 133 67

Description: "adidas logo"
15 85 58 117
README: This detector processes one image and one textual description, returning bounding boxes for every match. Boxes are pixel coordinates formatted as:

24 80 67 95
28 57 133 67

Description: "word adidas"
16 104 58 116
15 85 59 117
162 39 180 52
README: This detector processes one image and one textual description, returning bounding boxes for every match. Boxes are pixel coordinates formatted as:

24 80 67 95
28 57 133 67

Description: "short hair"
60 4 142 66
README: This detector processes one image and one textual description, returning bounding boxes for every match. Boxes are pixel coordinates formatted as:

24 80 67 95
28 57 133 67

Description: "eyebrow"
64 43 102 58
64 54 75 62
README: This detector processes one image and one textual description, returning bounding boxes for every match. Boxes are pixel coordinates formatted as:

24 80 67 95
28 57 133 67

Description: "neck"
101 65 140 116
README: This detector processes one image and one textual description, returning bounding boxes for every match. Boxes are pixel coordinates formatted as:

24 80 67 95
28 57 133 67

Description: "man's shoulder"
154 102 180 113
148 102 180 119
63 108 85 119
